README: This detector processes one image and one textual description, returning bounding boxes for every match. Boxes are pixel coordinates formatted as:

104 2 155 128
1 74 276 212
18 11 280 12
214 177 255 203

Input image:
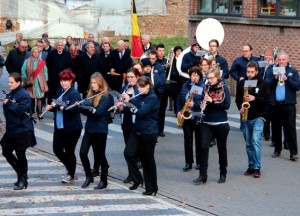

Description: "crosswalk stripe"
0 193 148 203
0 204 186 215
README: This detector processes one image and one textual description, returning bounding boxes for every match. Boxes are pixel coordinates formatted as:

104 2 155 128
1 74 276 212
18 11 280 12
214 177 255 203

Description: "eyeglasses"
209 45 217 47
207 76 215 80
127 76 136 78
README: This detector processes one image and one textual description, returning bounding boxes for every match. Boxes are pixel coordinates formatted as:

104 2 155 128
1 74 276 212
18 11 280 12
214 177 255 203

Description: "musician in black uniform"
45 69 82 184
1 72 37 190
193 68 230 185
117 68 141 183
124 76 159 196
176 66 204 172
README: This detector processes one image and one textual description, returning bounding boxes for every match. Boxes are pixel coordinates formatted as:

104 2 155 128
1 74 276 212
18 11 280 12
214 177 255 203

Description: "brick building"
189 0 300 71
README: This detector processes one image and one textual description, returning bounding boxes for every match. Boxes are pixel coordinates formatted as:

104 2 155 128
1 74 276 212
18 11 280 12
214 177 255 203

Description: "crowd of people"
0 32 299 195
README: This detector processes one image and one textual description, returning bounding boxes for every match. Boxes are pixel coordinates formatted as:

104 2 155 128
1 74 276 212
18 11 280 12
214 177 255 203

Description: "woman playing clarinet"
193 67 230 185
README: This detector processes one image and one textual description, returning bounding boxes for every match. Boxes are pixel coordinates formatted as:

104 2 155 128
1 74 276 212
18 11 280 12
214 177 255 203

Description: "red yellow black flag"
131 0 143 58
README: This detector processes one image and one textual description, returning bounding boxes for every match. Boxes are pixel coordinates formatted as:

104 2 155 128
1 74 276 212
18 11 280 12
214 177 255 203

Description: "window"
198 0 242 15
259 0 297 17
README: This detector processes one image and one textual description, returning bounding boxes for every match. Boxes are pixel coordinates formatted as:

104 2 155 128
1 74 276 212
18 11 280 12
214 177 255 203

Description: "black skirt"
0 130 37 151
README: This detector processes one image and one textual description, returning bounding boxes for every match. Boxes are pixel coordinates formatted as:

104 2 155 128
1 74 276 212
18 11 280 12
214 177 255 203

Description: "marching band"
1 19 300 196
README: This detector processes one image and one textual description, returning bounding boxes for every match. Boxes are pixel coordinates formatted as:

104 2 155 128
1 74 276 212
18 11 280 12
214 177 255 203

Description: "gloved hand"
130 108 138 114
89 107 96 114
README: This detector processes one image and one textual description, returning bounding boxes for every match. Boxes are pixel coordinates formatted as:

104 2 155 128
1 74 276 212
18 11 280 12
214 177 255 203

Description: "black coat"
5 48 26 74
77 52 102 94
46 50 72 94
109 49 132 91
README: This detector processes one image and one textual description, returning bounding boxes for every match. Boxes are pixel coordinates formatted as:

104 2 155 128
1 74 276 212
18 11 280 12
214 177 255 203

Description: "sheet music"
190 85 203 95
273 66 286 75
244 80 258 88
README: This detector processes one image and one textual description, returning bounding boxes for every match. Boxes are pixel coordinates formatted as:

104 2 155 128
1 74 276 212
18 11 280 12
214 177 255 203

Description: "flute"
107 91 143 112
65 90 107 110
39 87 71 118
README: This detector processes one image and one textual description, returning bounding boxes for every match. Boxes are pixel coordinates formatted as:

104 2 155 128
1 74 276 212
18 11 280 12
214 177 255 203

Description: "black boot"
193 169 207 185
81 176 94 188
14 174 28 190
94 180 107 189
218 174 226 183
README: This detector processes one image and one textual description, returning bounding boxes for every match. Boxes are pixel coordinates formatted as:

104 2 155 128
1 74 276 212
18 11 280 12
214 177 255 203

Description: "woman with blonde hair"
78 72 113 189
21 46 48 117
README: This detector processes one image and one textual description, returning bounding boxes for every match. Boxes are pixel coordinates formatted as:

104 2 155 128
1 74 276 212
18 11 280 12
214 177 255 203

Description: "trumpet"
241 87 250 122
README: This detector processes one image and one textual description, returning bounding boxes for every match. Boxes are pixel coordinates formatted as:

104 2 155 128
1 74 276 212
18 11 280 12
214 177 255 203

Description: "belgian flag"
131 0 143 58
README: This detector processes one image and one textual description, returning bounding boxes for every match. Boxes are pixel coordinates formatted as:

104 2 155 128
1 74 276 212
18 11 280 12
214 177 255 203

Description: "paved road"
0 67 300 215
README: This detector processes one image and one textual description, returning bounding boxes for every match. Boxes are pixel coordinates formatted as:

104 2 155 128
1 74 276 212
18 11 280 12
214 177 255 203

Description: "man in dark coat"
109 40 132 92
5 40 27 74
46 40 72 104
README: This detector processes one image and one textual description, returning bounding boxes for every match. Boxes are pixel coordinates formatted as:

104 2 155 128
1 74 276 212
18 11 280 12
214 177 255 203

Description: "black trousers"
2 147 27 176
158 94 168 133
122 121 135 178
182 119 201 165
124 132 158 192
198 123 230 176
53 129 81 178
271 104 298 155
80 132 109 181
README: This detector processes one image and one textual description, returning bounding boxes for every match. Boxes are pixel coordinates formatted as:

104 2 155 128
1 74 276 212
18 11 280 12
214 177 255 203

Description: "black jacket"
236 75 269 120
5 48 26 74
46 50 72 94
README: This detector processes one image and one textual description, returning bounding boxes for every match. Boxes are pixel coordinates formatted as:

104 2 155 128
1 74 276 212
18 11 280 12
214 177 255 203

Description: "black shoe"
158 132 165 137
123 176 133 183
91 169 100 177
195 164 200 170
218 175 226 183
244 167 254 176
270 142 275 147
290 154 298 161
272 152 281 158
81 177 94 188
253 169 261 178
182 164 192 172
94 181 107 189
193 175 207 185
143 190 157 196
129 181 143 190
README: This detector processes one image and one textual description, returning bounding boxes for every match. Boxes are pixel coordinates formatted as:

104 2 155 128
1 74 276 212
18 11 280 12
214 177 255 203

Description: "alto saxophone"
177 90 197 128
241 87 250 122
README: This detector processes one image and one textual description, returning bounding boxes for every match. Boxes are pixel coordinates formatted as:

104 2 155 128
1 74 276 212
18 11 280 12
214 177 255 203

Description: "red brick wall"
138 0 189 37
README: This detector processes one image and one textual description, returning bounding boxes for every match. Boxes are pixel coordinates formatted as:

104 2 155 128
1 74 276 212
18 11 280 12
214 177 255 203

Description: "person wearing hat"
181 38 203 80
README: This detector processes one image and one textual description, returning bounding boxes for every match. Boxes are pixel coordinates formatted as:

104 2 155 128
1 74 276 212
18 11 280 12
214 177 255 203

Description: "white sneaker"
61 175 75 183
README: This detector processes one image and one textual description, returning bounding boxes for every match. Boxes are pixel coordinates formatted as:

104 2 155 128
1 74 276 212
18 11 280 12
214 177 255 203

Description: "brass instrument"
166 48 174 84
177 90 197 128
241 87 250 122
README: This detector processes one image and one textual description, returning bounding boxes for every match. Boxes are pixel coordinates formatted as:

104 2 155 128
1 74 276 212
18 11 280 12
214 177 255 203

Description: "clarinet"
197 84 211 124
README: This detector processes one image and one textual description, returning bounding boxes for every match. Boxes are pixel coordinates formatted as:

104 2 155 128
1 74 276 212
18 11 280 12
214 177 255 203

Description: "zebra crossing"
0 151 199 216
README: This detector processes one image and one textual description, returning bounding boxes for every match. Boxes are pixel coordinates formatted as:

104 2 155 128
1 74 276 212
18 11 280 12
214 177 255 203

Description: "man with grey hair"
77 42 104 98
25 39 48 60
5 40 27 74
46 40 72 104
109 40 132 91
142 34 151 52
265 51 300 161
82 33 100 54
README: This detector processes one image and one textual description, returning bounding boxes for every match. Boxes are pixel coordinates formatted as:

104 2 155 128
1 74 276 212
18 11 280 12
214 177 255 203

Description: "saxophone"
177 90 197 128
241 87 250 122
